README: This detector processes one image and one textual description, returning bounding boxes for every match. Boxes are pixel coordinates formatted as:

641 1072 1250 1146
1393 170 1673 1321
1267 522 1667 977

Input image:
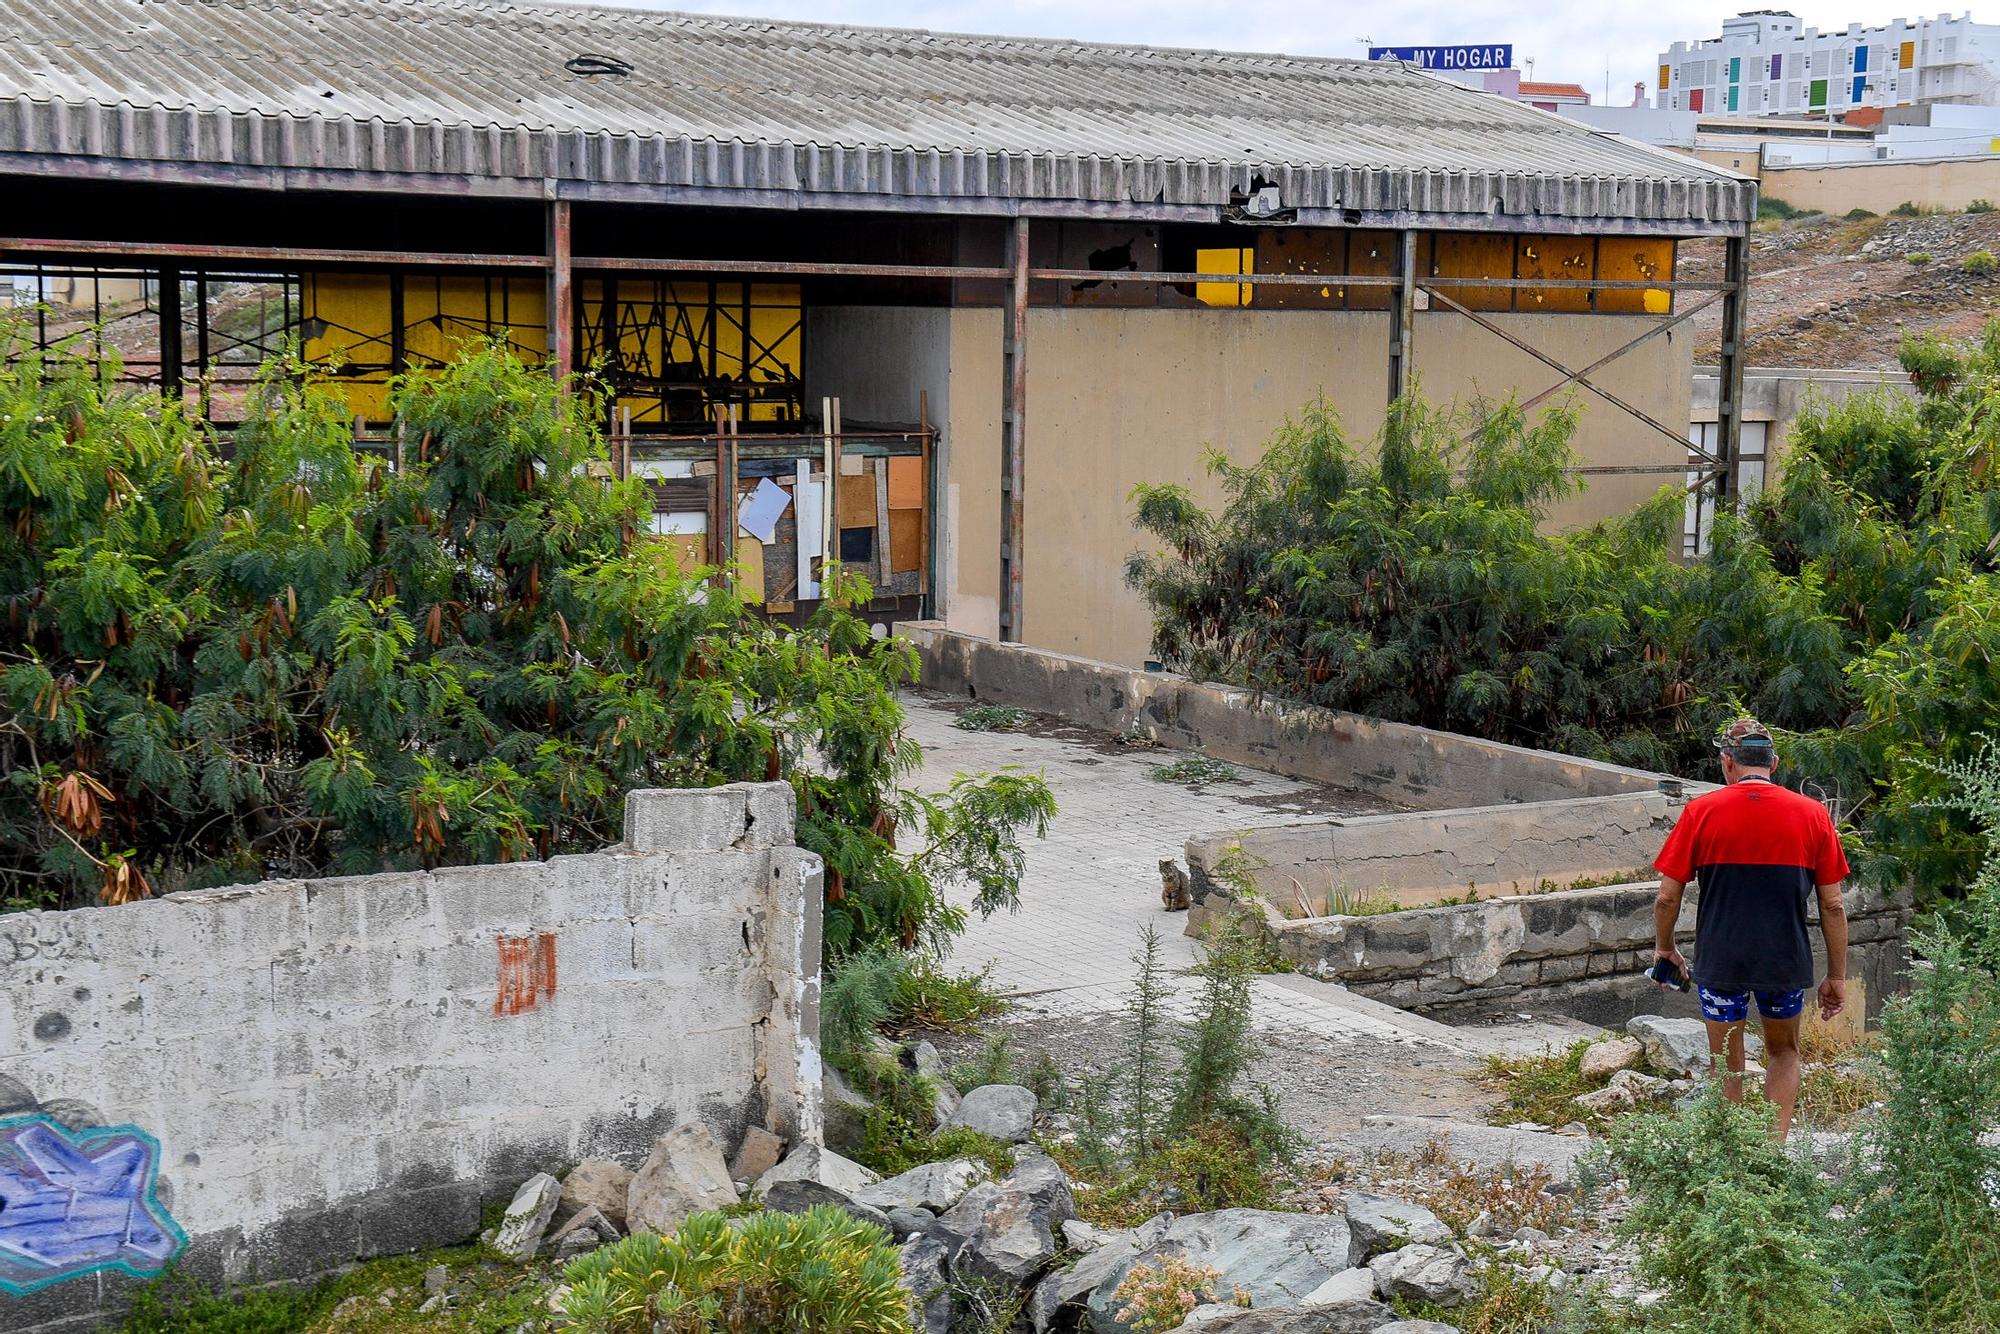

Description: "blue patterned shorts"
1698 985 1807 1024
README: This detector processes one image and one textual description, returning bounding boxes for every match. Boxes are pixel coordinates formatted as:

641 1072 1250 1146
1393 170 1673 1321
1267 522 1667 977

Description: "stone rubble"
490 1172 563 1262
625 1121 740 1235
558 1157 635 1232
945 1082 1041 1142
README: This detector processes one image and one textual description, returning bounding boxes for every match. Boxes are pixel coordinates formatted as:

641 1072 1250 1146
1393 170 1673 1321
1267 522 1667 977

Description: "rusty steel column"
1388 229 1417 404
999 216 1029 643
1715 227 1751 512
156 266 182 404
546 198 574 382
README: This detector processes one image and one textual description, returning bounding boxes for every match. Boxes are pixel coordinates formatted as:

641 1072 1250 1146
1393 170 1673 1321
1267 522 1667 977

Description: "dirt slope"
1683 209 2000 368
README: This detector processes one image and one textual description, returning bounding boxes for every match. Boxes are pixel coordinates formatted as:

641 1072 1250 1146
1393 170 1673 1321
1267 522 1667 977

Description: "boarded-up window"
1595 239 1675 314
1194 248 1254 307
1429 233 1515 312
1514 237 1593 312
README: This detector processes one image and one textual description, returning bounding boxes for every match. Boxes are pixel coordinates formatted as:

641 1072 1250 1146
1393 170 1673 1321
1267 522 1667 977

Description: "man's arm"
1654 875 1689 984
1817 879 1849 1019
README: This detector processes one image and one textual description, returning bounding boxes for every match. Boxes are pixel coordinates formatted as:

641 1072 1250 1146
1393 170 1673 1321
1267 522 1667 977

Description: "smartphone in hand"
1645 956 1692 992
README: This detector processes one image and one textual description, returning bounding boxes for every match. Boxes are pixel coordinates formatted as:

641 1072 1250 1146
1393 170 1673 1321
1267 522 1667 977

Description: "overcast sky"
612 1 1962 105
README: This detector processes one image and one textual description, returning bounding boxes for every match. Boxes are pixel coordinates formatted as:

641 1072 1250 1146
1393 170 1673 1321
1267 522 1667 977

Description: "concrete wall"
0 784 822 1333
1186 793 1684 909
1761 153 2000 214
901 624 1670 810
939 304 1691 665
1691 365 1914 476
1223 878 1910 1028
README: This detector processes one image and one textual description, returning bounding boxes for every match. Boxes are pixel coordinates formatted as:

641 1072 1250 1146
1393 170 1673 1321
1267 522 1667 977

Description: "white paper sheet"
736 476 791 545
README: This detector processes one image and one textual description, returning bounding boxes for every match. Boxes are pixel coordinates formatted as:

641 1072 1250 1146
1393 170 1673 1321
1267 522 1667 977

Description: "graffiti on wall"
494 931 557 1016
0 1115 186 1294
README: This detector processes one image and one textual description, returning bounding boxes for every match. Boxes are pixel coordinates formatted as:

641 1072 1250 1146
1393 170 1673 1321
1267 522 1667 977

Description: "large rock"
1343 1193 1450 1260
1626 1015 1714 1079
899 1234 954 1334
754 1143 880 1198
939 1153 1077 1287
1573 1069 1673 1115
560 1158 634 1232
1086 1210 1356 1331
1301 1267 1378 1305
762 1178 894 1233
1031 1215 1173 1333
824 1064 872 1153
492 1173 562 1261
1165 1306 1397 1333
854 1158 989 1213
626 1121 740 1235
914 1040 963 1126
545 1205 621 1261
888 1205 947 1240
947 1084 1039 1143
730 1126 785 1183
1578 1036 1644 1081
1368 1244 1474 1307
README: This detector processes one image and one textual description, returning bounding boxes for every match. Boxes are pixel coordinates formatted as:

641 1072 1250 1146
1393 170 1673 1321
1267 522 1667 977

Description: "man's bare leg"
1761 1014 1803 1140
1703 1019 1748 1101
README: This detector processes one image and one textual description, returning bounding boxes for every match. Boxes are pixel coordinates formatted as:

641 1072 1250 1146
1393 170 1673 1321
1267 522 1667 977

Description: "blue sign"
1369 44 1514 71
0 1116 186 1295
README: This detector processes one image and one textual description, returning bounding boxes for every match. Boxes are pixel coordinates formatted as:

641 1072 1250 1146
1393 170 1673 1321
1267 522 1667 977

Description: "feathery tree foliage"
0 327 1051 953
1129 329 2000 904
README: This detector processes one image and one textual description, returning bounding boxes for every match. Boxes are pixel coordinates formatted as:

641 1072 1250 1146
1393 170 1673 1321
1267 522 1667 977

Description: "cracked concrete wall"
1186 793 1686 908
1240 879 1910 1029
901 623 1671 809
0 783 822 1334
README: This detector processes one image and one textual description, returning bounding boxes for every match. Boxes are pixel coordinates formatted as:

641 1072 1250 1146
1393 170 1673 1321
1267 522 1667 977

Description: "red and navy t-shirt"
1653 777 1850 992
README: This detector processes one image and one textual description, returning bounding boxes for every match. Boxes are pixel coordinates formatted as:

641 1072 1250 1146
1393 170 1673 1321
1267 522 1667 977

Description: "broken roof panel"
0 0 1754 231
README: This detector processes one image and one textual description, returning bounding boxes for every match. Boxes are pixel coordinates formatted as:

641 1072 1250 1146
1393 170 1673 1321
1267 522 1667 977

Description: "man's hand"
1654 947 1689 990
1818 976 1847 1020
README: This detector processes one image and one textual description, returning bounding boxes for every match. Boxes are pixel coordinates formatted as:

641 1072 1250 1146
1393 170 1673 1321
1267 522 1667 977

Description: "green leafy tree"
0 328 1050 960
1128 354 2000 903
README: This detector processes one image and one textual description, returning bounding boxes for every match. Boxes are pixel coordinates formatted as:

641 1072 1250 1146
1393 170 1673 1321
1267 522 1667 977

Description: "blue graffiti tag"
0 1115 186 1295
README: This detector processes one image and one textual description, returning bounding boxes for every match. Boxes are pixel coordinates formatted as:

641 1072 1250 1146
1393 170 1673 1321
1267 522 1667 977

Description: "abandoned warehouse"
0 0 1758 664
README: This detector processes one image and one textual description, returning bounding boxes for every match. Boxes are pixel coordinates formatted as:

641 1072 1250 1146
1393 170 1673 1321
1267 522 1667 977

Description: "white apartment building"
1658 10 2000 118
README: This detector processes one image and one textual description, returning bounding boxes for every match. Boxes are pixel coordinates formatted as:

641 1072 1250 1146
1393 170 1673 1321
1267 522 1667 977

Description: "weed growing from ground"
1906 250 1935 265
954 703 1030 732
1148 753 1239 786
1111 1257 1231 1332
1965 249 1999 275
1611 1084 1875 1334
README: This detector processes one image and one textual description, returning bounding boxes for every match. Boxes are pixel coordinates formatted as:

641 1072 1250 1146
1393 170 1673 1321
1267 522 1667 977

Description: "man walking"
1652 718 1850 1139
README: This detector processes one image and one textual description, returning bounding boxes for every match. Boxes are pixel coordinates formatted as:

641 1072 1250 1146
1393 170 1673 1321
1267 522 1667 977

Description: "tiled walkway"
902 693 1459 1049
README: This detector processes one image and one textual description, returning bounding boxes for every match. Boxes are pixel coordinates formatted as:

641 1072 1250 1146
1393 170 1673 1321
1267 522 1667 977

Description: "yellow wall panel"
1595 238 1676 314
1429 233 1516 311
1194 247 1253 308
1515 236 1594 312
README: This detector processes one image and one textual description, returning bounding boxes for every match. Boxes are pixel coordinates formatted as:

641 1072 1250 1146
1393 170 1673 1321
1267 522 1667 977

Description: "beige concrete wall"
1415 310 1693 533
947 306 1392 661
1762 154 2000 215
944 305 1691 665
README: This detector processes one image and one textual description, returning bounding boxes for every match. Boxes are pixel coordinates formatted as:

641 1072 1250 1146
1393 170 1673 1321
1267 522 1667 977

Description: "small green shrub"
1891 200 1925 217
1907 251 1935 265
1965 250 1999 275
1969 198 1996 213
1611 1085 1877 1333
895 957 1009 1031
1149 752 1239 786
1112 1255 1231 1332
954 702 1029 731
1320 885 1400 917
558 1207 909 1333
1757 196 1820 223
1481 1040 1603 1127
1845 207 1878 221
952 1033 1018 1092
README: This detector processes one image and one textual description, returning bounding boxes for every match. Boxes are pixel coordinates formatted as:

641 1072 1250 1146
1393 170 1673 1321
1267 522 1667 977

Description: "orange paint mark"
495 931 557 1015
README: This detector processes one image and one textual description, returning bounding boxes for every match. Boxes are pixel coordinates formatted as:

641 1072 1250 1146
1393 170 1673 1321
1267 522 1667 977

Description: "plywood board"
887 455 924 509
795 461 823 599
1254 230 1345 309
736 535 766 605
1596 238 1676 314
836 468 877 528
1430 233 1516 312
890 509 923 574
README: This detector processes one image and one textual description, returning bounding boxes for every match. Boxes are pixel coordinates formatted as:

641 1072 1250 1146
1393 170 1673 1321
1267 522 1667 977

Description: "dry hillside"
1684 207 2000 368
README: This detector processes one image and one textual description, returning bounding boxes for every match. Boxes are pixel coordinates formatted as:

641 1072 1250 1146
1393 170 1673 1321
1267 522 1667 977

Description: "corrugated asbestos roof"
0 0 1754 230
